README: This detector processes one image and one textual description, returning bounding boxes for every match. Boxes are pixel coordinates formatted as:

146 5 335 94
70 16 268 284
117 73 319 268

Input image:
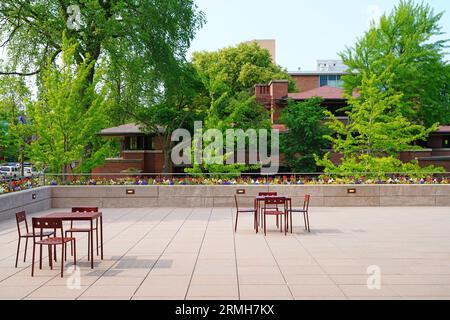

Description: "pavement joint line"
0 207 137 287
292 231 349 299
74 207 177 300
130 207 196 299
19 207 164 299
231 207 241 300
184 207 214 300
262 220 295 300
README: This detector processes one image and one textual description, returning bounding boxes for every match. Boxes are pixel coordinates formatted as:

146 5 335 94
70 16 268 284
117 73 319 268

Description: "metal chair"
65 207 99 261
288 195 311 233
259 192 279 226
15 211 54 268
31 217 76 277
262 197 288 236
234 195 257 232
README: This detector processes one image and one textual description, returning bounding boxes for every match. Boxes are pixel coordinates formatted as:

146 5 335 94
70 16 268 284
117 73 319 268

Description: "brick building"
92 124 165 176
94 58 450 174
255 60 450 171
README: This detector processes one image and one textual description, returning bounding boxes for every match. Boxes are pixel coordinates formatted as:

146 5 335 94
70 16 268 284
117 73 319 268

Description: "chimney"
269 80 289 123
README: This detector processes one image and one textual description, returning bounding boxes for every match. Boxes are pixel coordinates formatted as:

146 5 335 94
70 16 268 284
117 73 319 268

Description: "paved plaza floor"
0 207 450 300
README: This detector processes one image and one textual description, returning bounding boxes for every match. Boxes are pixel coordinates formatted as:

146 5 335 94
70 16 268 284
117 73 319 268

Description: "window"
444 138 450 148
319 75 343 88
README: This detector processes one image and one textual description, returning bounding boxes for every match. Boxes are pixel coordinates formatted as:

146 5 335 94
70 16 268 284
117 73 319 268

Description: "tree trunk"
162 146 173 175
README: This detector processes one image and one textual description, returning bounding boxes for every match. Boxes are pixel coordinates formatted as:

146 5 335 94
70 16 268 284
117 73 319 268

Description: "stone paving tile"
289 285 345 298
187 284 238 297
239 285 292 299
1 206 450 300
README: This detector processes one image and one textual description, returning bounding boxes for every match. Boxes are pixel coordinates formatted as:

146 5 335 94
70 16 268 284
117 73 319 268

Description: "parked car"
23 167 41 178
0 166 20 178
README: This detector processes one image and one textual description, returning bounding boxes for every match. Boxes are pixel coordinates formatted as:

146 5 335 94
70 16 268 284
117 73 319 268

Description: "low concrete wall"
1 185 449 220
51 185 450 208
0 187 52 221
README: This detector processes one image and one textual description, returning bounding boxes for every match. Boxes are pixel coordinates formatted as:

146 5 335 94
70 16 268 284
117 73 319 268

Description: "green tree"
0 0 204 88
126 63 208 173
193 41 296 96
27 40 110 175
0 75 31 166
280 98 330 172
316 72 443 177
187 42 285 175
341 0 450 127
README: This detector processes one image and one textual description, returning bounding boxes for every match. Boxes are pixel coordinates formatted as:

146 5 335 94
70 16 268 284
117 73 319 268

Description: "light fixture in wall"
126 189 135 195
347 188 357 194
236 189 246 195
32 194 37 200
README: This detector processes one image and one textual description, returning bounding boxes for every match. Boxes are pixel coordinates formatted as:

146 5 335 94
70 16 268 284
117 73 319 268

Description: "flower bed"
49 175 450 186
0 178 36 195
2 175 450 196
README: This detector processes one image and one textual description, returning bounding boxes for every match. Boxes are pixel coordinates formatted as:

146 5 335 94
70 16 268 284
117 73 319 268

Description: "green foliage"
316 72 443 177
0 76 31 162
193 41 296 96
340 0 450 127
0 0 205 172
280 98 330 172
27 39 111 173
316 154 444 179
186 41 285 175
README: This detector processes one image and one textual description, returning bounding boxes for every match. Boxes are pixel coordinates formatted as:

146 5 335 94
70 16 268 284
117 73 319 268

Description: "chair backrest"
72 207 98 213
303 195 311 211
263 197 287 210
32 218 63 239
15 211 28 236
259 192 277 197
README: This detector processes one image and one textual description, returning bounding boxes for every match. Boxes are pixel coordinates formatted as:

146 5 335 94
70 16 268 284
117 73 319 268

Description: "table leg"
254 199 258 234
90 219 94 269
100 214 104 260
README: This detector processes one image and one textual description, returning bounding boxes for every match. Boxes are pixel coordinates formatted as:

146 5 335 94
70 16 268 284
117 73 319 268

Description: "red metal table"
43 212 104 269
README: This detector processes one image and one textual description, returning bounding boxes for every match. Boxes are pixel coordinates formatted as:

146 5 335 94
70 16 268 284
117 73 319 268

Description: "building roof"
289 71 347 76
288 86 347 100
436 126 450 133
99 123 164 137
271 124 288 133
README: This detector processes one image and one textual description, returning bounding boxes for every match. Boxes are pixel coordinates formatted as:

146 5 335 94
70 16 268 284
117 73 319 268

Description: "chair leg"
54 244 57 262
87 232 91 261
31 243 35 277
70 232 73 256
285 214 287 236
39 244 42 270
15 237 21 268
61 244 64 278
96 229 99 256
306 211 311 232
303 212 308 231
48 245 52 270
264 214 267 236
23 237 28 262
235 211 239 233
73 240 77 266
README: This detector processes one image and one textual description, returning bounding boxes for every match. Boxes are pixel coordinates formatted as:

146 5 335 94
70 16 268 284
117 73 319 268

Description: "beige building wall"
245 39 276 63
